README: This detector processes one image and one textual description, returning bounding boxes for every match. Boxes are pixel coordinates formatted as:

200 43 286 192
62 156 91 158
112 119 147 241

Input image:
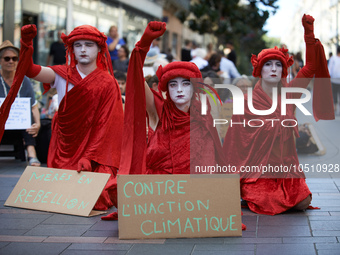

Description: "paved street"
0 111 339 254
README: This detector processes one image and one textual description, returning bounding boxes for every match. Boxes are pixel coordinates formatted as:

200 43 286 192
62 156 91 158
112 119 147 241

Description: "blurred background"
0 0 338 75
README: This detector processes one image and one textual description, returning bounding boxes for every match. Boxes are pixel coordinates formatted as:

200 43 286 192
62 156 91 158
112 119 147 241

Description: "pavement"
0 111 340 255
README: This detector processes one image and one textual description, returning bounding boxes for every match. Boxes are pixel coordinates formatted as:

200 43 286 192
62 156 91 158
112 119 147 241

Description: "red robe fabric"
48 65 123 210
223 53 334 215
119 34 224 175
146 91 223 175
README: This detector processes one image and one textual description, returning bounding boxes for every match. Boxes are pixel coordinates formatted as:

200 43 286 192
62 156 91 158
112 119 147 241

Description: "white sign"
0 97 31 130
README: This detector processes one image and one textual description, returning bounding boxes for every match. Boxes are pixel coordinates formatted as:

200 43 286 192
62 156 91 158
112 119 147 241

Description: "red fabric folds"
118 46 147 175
224 34 334 215
120 28 224 175
223 81 313 215
48 65 123 210
312 40 335 121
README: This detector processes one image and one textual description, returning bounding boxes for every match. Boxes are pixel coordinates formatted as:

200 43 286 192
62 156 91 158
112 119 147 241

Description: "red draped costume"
223 41 334 215
48 65 123 210
146 89 223 175
119 22 224 176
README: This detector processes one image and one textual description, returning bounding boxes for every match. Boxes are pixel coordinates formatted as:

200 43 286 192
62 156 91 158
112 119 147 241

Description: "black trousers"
1 130 36 147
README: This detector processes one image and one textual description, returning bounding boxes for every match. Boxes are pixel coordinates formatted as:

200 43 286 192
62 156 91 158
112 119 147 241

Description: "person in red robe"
117 21 224 176
19 25 123 211
102 21 232 222
223 15 334 215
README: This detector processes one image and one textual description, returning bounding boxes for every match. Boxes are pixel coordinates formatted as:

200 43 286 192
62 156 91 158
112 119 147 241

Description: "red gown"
223 43 334 214
119 29 224 176
146 91 222 175
47 65 123 210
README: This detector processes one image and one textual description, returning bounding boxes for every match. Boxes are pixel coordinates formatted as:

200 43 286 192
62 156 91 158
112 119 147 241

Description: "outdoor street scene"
1 0 340 254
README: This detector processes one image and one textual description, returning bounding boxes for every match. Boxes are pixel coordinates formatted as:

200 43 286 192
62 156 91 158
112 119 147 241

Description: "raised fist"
21 24 37 45
302 14 314 36
139 21 166 48
77 158 91 173
145 21 166 39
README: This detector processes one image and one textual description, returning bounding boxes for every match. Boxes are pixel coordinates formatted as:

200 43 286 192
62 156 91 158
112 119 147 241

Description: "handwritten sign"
5 166 110 217
0 97 31 129
118 174 242 239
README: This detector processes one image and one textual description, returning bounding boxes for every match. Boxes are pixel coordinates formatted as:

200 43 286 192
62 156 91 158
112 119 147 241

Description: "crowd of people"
0 14 335 221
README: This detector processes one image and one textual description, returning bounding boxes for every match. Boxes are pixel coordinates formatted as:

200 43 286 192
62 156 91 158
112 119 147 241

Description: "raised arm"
136 22 166 125
290 14 316 94
21 25 56 84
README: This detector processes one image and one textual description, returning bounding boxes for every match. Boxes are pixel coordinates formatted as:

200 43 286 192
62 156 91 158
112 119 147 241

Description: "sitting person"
223 15 334 215
0 40 40 166
102 21 225 221
17 24 123 211
130 22 223 175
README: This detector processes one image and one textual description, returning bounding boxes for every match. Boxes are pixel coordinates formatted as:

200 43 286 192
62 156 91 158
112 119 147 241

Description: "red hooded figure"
18 24 123 211
223 15 334 215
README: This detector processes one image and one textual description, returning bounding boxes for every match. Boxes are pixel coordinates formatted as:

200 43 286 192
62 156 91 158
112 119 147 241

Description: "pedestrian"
106 25 126 64
112 45 129 72
226 42 237 66
328 45 340 113
223 15 334 215
181 39 192 61
46 30 66 66
219 50 241 79
19 24 123 211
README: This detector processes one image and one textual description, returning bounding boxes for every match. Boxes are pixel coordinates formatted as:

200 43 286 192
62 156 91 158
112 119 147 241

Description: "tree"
177 0 279 74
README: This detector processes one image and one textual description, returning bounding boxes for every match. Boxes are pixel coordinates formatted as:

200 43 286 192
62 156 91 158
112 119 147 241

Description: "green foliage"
262 34 281 49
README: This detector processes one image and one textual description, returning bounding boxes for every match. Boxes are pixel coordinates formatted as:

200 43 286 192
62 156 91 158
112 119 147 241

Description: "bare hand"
26 123 40 138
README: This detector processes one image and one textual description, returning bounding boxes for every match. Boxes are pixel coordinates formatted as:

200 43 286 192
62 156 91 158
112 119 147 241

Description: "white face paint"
168 77 194 112
73 40 100 65
261 60 283 85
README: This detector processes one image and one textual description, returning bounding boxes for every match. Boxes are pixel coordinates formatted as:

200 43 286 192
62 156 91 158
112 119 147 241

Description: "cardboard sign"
5 166 110 217
0 97 31 130
118 174 242 239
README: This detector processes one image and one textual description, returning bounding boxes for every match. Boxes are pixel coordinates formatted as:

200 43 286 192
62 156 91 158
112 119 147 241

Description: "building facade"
1 0 213 65
281 0 340 59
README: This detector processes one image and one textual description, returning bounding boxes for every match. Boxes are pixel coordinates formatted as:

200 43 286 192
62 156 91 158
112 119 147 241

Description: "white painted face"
261 60 283 85
73 40 100 65
168 77 194 112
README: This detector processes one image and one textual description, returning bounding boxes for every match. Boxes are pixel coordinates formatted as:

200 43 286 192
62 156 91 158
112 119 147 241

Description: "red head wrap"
156 62 202 92
58 25 113 112
251 46 294 78
61 25 113 75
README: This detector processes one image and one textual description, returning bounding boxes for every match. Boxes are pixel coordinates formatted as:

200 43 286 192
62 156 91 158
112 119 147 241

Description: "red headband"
61 25 112 74
156 62 202 92
251 46 294 78
61 25 107 49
